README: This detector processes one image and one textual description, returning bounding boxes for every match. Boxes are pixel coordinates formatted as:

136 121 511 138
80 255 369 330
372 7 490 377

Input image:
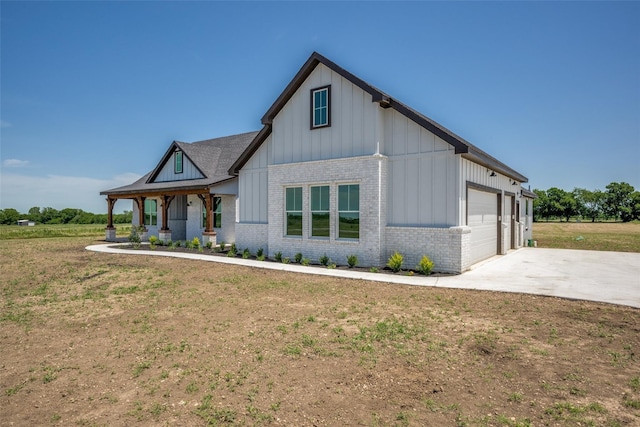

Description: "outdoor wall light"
489 170 496 177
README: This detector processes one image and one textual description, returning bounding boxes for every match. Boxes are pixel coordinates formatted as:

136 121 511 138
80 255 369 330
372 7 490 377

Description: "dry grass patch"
1 237 639 426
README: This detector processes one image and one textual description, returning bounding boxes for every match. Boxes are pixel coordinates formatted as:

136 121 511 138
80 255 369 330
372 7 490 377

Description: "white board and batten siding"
238 134 271 224
384 109 459 227
271 64 382 165
154 151 204 182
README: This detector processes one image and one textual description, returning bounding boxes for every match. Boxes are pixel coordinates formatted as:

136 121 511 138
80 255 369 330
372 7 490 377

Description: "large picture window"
174 151 183 174
144 199 157 226
310 86 330 129
285 187 302 236
310 186 329 237
338 184 359 239
202 197 222 228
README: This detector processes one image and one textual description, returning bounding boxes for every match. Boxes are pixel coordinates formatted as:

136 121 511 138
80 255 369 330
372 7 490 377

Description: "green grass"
0 223 131 240
533 221 640 252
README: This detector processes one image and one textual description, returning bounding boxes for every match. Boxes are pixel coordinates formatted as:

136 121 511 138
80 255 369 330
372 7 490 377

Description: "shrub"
149 235 158 249
128 227 141 248
319 254 329 266
227 243 237 257
256 248 264 257
242 248 250 259
301 258 310 266
185 239 194 249
218 241 226 252
346 254 358 268
257 254 265 261
175 240 181 247
191 237 201 249
282 257 290 264
416 255 434 275
387 251 404 273
369 267 379 273
205 241 213 249
294 252 303 264
327 263 336 269
167 240 174 249
274 251 282 262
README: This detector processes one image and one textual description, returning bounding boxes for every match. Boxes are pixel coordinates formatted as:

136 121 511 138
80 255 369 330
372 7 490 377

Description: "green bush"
346 254 358 268
242 248 250 259
319 254 329 266
386 251 404 273
416 255 434 275
191 237 201 249
274 251 282 262
256 248 264 257
227 243 237 257
294 252 303 264
301 258 310 266
205 241 213 249
218 241 226 252
175 240 181 248
128 226 142 248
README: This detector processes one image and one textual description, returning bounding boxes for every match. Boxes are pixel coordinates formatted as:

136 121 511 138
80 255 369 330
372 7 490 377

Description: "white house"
102 52 534 273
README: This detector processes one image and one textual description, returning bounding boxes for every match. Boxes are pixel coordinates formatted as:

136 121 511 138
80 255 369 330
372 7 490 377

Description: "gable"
152 146 205 183
231 52 528 183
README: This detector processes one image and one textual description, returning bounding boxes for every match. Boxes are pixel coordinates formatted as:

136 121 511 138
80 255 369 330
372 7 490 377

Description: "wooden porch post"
105 197 117 241
198 193 216 246
135 196 147 230
106 197 117 229
160 195 175 231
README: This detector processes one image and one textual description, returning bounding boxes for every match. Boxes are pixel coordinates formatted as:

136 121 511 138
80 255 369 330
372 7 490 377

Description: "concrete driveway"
87 245 640 309
451 248 640 308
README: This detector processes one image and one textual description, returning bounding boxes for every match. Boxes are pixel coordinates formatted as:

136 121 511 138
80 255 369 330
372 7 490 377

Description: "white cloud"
0 120 11 128
2 158 30 168
0 172 142 214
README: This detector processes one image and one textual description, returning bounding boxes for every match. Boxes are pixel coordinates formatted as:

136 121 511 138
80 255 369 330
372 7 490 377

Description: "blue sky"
1 1 639 214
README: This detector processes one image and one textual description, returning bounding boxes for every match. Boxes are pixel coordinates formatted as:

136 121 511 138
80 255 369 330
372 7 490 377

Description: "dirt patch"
1 237 639 426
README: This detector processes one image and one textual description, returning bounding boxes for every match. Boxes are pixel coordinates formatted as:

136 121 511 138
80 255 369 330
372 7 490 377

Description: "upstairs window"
310 185 330 237
285 187 303 236
338 184 359 239
310 85 330 129
174 150 183 174
144 199 158 226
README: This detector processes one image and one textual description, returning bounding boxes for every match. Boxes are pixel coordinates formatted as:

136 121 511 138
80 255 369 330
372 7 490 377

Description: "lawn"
533 221 640 252
0 228 638 426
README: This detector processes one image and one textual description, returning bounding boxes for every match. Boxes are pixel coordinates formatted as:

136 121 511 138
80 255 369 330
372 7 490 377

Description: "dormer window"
174 150 183 174
310 85 330 129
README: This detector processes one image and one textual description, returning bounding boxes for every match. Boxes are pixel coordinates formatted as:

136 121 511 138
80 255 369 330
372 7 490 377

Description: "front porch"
104 190 223 246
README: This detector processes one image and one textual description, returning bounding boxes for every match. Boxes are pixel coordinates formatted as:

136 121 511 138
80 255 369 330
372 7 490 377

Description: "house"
17 219 35 226
102 52 534 273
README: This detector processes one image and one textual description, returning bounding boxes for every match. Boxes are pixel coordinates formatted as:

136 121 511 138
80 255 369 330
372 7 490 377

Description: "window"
285 187 302 236
144 199 157 226
338 184 359 239
310 186 330 237
310 86 330 128
202 197 222 228
175 151 183 174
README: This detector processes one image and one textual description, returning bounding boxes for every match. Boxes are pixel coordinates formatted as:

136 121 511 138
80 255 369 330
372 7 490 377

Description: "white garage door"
468 189 498 265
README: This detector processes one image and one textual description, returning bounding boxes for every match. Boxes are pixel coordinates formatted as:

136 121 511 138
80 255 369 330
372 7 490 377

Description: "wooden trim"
106 197 117 229
160 195 175 231
197 194 216 235
497 194 503 255
135 197 146 230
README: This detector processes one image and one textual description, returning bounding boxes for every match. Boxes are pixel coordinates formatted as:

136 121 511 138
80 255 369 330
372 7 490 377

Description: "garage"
468 188 499 265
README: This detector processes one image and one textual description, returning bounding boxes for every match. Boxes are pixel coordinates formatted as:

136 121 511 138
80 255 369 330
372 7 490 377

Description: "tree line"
0 207 133 225
533 182 640 222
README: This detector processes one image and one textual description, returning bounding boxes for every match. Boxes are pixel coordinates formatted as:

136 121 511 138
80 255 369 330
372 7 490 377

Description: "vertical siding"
154 151 204 182
385 110 459 227
271 64 379 165
238 135 270 223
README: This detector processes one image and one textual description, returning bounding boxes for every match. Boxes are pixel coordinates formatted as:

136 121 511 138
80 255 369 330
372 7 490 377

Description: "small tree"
386 251 404 273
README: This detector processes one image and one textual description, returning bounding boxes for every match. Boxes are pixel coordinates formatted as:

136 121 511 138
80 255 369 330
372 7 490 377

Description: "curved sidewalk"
86 244 640 309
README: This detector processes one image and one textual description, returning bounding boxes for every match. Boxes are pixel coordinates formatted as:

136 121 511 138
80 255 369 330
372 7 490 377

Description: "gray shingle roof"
101 131 259 196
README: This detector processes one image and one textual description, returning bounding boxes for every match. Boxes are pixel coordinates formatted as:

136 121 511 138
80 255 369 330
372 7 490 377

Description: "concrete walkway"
86 244 640 309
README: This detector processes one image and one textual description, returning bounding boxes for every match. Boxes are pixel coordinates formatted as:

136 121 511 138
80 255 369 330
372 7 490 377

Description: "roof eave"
229 125 272 175
462 148 528 183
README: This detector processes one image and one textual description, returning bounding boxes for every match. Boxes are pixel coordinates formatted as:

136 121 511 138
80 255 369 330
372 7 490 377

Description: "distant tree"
28 206 42 223
631 191 640 221
546 187 570 221
572 188 605 222
114 210 133 224
604 182 636 222
39 207 60 224
533 189 549 221
0 208 21 225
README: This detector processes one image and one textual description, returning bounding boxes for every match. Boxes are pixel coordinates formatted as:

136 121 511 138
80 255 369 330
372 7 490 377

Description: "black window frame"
310 85 331 129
